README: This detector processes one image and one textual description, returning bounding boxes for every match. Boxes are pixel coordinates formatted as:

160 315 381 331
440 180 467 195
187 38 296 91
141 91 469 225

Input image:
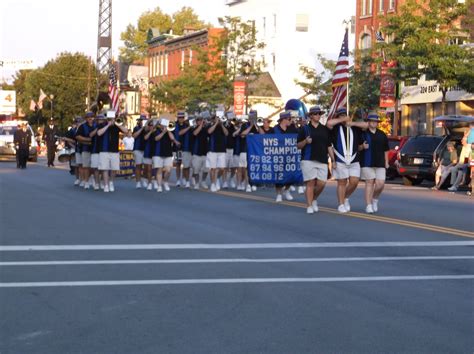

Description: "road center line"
1 275 473 288
1 241 474 251
1 256 474 266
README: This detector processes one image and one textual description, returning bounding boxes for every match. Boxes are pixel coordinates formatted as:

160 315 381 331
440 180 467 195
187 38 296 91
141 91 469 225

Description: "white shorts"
75 152 82 165
91 153 99 169
182 152 192 169
192 155 207 174
334 162 361 180
301 160 328 182
239 152 248 168
206 152 226 169
152 156 173 169
134 150 144 165
361 167 386 181
225 149 237 168
81 151 91 168
98 152 120 171
143 157 152 165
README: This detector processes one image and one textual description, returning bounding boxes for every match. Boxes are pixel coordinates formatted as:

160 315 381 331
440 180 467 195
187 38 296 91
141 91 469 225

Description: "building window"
379 0 384 12
360 33 372 50
296 14 309 32
189 49 193 64
368 0 373 15
362 0 367 16
389 0 395 10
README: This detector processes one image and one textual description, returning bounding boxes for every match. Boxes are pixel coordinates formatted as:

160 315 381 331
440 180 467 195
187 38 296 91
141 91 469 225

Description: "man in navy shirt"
132 114 147 189
297 106 335 214
97 111 129 192
143 119 157 190
89 114 105 190
191 116 209 190
360 112 389 213
75 112 96 189
223 112 238 189
327 107 368 213
233 116 257 192
176 111 193 188
207 114 228 192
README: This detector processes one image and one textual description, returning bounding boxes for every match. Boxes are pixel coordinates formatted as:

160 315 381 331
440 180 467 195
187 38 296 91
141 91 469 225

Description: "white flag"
29 99 37 111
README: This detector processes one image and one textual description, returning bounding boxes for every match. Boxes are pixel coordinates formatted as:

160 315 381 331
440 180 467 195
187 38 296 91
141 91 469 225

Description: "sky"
0 0 355 82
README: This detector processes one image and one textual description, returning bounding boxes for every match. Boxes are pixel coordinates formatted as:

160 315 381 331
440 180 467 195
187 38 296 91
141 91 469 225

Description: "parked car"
0 120 38 162
387 136 409 179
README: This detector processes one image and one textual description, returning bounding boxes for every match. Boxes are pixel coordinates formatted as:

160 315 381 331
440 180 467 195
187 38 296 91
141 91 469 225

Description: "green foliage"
349 54 381 119
380 0 473 113
13 52 98 130
294 54 336 108
150 16 266 113
119 7 208 64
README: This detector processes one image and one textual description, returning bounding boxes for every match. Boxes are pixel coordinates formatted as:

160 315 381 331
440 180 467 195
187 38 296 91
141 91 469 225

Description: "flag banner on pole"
246 134 303 185
327 29 349 120
233 81 246 116
37 89 47 109
29 99 37 112
108 65 119 112
380 60 397 108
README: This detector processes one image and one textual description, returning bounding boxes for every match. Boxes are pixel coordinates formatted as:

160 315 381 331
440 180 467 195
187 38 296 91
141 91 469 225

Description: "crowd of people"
59 106 397 215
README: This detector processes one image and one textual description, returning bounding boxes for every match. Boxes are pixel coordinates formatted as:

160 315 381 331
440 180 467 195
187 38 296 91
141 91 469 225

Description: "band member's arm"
221 121 229 136
328 146 336 168
168 131 181 147
232 126 242 137
207 120 219 134
385 150 389 169
97 122 111 136
326 116 350 129
116 123 129 134
179 125 192 136
347 121 369 130
155 128 167 141
240 125 253 137
193 122 204 136
76 126 92 144
297 137 311 150
132 126 145 139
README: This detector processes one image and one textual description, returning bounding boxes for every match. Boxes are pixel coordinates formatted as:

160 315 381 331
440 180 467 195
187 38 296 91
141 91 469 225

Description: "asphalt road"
1 159 473 354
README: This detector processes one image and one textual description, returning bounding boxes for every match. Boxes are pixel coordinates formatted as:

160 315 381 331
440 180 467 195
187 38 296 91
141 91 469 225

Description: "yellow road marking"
212 189 474 239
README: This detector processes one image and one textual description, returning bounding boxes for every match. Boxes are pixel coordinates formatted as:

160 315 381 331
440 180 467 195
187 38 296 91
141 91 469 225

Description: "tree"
119 7 208 64
151 16 266 112
294 54 336 109
380 0 473 115
14 52 98 130
349 54 381 120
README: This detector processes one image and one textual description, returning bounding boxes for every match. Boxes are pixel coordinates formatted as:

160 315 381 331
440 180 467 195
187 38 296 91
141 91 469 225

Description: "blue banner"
247 134 303 184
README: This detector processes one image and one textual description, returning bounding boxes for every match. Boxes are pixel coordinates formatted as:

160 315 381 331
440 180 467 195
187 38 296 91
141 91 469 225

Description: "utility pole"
87 56 91 110
96 0 112 97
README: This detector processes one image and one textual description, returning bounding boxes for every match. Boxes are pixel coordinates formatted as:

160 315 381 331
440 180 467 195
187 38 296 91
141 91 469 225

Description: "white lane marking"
2 256 474 266
1 275 473 288
1 241 474 251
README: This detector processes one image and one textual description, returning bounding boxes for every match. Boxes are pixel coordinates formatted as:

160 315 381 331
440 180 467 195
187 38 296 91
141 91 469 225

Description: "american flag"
108 64 119 112
327 29 349 120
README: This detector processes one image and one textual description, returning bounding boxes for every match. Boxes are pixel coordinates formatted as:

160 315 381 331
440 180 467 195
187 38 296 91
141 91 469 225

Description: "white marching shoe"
284 190 293 201
344 198 351 212
337 204 347 213
306 206 314 214
311 200 319 212
366 204 374 214
275 194 283 203
372 199 379 212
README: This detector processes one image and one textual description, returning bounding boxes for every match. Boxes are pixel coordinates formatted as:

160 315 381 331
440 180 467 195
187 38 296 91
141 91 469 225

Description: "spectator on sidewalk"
122 130 134 151
433 142 458 190
448 131 471 191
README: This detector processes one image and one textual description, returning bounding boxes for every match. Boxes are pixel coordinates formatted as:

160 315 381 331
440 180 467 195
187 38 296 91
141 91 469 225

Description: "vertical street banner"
246 134 303 185
380 61 396 108
233 81 246 116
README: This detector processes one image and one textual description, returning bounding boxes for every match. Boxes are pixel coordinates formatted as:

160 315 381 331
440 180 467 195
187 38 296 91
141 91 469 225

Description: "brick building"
354 0 473 136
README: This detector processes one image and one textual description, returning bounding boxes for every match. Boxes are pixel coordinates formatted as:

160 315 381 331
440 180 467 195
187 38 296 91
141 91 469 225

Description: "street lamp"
244 62 251 114
49 94 54 118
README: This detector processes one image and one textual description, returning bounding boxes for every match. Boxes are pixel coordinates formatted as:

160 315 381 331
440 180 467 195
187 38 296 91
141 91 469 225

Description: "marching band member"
176 111 193 188
297 106 335 214
152 120 181 192
143 119 156 190
360 112 389 213
191 116 209 189
173 111 185 187
74 116 84 186
271 111 295 202
97 111 129 193
132 114 148 189
207 114 229 192
326 107 367 213
223 112 237 189
233 116 257 192
75 112 96 189
90 114 105 190
62 117 82 185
